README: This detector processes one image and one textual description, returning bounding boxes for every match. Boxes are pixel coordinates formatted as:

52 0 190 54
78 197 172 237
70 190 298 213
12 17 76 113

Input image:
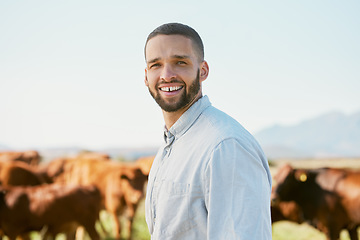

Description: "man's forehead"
145 34 195 60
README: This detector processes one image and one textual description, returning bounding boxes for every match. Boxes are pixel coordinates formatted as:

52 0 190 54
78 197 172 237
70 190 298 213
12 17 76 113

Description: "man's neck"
162 94 203 130
163 111 183 130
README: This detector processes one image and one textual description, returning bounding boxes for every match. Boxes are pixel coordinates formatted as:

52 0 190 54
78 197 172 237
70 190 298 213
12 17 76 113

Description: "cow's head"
273 164 318 202
120 167 148 204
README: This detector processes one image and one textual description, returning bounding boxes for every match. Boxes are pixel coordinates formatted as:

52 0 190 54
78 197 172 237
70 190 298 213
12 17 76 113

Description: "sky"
1 1 359 150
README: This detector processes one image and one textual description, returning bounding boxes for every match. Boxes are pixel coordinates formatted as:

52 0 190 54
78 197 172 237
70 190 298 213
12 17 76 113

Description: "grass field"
8 158 360 239
26 200 151 240
272 221 360 240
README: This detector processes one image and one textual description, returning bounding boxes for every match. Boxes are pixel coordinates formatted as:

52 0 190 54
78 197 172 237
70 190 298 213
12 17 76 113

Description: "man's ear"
144 68 149 87
200 61 209 82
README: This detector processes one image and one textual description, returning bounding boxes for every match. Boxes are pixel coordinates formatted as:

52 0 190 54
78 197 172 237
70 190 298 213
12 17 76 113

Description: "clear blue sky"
1 1 359 150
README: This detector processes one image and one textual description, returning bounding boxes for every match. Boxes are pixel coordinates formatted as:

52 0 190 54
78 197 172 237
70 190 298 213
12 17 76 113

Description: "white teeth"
161 86 182 92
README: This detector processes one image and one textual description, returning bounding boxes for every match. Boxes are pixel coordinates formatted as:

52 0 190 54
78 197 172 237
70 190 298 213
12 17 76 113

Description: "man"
144 23 272 239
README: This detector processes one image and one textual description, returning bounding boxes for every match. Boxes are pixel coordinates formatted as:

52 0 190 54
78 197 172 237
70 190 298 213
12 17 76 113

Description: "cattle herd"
272 163 360 240
1 150 360 240
0 150 154 240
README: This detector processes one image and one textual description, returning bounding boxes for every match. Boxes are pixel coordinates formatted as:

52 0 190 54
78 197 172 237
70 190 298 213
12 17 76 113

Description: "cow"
0 150 41 166
38 157 76 184
0 183 101 240
134 156 155 176
272 164 360 240
46 158 148 240
0 161 48 187
38 153 110 184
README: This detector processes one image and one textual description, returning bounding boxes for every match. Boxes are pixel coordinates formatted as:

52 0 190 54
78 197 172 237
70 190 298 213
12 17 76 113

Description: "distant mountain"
38 147 84 162
0 145 157 163
254 110 360 159
102 147 158 160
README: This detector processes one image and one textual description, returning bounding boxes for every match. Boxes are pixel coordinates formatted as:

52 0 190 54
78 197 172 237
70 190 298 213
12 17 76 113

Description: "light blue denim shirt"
145 95 272 240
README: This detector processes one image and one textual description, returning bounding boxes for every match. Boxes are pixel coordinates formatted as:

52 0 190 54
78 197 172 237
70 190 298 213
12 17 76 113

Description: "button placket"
152 132 175 226
151 140 174 229
149 129 177 234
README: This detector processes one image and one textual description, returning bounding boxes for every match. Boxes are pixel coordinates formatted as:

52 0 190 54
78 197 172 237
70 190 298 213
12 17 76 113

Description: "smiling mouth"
159 86 183 92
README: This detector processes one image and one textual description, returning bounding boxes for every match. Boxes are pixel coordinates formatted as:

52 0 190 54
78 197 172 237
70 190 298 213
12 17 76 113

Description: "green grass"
272 222 326 240
14 200 151 240
6 209 358 240
90 199 151 240
272 221 358 240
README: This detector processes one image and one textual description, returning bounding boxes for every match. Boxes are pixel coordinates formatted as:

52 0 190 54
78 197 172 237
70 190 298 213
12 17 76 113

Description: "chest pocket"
155 180 194 236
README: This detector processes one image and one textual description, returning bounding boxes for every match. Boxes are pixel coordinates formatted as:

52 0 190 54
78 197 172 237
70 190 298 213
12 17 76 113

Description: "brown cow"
272 164 360 240
104 165 148 239
0 183 101 240
38 157 75 184
135 156 155 176
0 150 41 166
38 153 109 183
0 161 48 187
47 158 148 240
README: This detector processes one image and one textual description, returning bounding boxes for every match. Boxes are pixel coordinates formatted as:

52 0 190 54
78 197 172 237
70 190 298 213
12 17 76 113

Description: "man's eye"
177 61 186 65
150 63 160 69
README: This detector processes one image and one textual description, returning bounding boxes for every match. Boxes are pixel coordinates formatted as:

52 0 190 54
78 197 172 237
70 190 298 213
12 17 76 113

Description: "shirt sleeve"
204 138 272 240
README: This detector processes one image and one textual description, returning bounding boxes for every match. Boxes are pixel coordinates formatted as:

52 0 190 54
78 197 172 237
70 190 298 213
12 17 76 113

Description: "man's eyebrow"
173 55 190 59
147 57 160 64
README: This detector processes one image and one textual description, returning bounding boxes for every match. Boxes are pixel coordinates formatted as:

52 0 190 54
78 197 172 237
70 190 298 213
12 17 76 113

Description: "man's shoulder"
202 106 247 133
197 105 257 145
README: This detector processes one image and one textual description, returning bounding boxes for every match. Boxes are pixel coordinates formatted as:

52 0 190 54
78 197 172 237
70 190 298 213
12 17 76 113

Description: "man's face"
145 34 208 113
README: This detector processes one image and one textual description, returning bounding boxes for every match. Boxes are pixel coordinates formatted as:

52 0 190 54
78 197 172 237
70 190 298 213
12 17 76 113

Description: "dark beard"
149 69 201 112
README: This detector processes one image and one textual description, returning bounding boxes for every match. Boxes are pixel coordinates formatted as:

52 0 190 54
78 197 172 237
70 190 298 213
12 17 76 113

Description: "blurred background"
1 0 359 159
1 1 359 239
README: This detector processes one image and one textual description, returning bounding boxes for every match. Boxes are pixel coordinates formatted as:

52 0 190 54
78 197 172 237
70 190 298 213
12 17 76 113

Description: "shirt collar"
163 95 211 144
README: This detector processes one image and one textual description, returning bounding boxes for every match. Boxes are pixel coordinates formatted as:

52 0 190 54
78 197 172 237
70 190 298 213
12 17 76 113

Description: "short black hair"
145 23 204 61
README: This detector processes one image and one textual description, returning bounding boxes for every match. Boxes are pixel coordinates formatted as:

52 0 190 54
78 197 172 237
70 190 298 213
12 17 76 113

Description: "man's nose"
160 64 176 82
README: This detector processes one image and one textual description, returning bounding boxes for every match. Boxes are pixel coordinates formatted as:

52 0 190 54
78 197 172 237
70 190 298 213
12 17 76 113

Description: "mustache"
156 79 184 86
